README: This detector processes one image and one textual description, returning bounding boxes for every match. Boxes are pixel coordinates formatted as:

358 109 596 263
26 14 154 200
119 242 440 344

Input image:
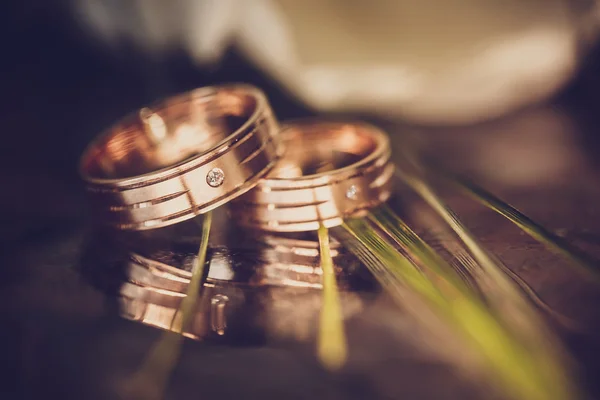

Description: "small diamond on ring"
206 168 225 187
346 185 358 200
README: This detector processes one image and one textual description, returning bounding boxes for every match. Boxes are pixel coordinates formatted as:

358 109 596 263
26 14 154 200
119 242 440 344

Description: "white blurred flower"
73 0 600 125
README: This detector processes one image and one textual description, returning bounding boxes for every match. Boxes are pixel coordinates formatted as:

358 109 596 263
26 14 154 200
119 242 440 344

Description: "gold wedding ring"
235 121 394 232
80 84 280 230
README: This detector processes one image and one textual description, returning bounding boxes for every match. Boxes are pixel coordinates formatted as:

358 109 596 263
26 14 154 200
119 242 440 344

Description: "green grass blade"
369 205 471 295
123 212 212 400
440 228 580 331
396 169 542 308
172 211 212 332
375 203 579 331
317 224 348 371
437 170 600 284
340 217 575 400
397 169 573 339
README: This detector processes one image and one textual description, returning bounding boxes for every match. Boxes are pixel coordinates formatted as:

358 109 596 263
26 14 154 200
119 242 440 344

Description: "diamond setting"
345 185 358 200
206 168 225 187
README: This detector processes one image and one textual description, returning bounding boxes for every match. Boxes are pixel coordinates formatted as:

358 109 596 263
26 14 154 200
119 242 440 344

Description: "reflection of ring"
119 284 238 340
235 121 394 232
119 237 366 340
125 236 351 293
80 84 280 230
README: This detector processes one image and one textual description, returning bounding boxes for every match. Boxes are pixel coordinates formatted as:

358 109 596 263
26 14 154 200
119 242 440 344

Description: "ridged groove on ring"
95 134 278 209
107 191 188 211
252 148 391 192
80 85 280 230
86 114 273 194
237 155 392 211
240 199 329 209
234 121 393 231
112 156 279 230
239 191 392 228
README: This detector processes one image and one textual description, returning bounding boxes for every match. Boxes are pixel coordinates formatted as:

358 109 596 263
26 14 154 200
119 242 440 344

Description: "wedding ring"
235 121 394 232
80 84 280 230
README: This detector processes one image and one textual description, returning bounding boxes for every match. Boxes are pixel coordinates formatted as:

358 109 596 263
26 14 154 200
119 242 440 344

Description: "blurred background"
3 0 600 177
2 0 600 399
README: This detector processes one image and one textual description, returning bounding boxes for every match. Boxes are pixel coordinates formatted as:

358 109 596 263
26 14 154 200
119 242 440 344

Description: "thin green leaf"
123 212 212 400
376 203 579 331
340 217 575 400
317 224 348 370
435 169 600 284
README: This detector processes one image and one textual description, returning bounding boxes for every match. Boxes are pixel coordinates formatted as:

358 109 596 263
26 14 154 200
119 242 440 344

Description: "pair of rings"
80 84 394 232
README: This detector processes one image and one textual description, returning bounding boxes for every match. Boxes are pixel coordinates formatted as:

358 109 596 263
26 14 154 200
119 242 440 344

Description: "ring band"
234 121 394 232
80 84 280 230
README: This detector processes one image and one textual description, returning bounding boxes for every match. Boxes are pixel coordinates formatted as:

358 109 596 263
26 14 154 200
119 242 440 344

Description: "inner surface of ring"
270 124 377 179
84 90 257 180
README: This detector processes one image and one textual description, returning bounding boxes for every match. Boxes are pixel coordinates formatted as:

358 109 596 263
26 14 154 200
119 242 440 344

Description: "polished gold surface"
235 121 394 231
80 84 280 230
119 285 235 340
119 235 363 339
125 235 350 294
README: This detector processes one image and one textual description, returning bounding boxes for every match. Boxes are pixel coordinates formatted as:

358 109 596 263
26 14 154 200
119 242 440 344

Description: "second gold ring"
235 121 394 232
